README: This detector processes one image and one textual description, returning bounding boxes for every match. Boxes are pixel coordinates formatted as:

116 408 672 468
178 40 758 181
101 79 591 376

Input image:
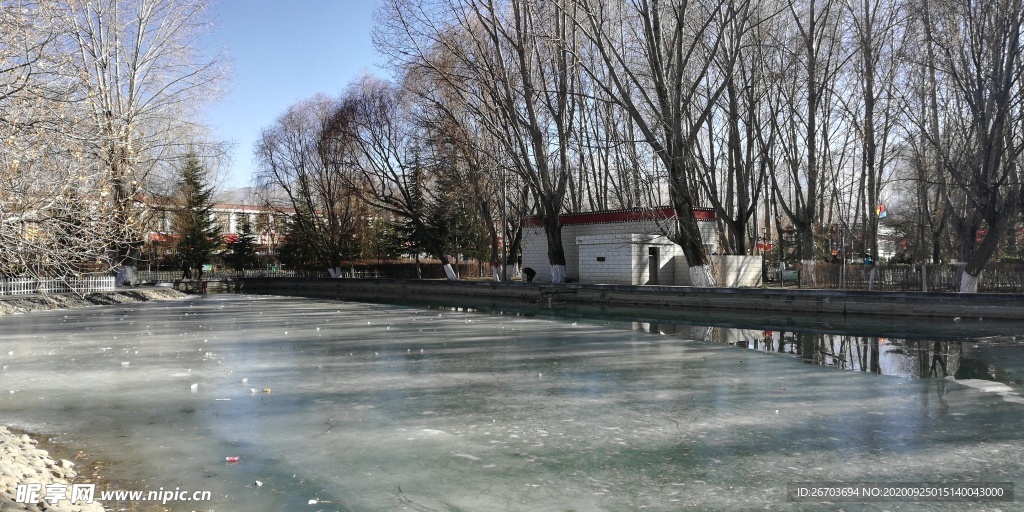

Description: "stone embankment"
0 288 185 316
0 287 188 511
240 277 1024 320
0 427 103 512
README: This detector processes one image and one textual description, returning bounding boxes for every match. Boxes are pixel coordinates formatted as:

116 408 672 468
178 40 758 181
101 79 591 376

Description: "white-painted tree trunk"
443 263 458 281
503 265 519 282
960 271 979 293
115 265 137 286
867 266 878 291
550 264 567 284
328 267 341 279
688 265 717 287
801 259 816 286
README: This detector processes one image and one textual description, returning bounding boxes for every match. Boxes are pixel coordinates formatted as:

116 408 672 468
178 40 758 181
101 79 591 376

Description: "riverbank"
0 426 104 512
0 289 186 316
1 288 188 511
238 277 1024 320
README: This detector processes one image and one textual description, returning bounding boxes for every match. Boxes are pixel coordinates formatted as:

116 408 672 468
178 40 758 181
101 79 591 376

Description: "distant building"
142 196 294 269
147 202 291 245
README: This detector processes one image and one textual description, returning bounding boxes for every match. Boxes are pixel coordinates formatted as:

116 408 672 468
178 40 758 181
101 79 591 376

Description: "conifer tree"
226 218 259 271
173 153 221 279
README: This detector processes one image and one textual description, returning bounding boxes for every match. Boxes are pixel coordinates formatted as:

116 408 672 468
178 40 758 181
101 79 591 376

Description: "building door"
648 247 659 285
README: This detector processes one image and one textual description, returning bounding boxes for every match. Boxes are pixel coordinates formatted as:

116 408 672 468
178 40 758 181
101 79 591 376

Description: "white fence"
0 276 116 295
135 269 330 283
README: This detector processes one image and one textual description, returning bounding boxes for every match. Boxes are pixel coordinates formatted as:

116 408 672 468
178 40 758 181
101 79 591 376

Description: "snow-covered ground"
1 294 1022 511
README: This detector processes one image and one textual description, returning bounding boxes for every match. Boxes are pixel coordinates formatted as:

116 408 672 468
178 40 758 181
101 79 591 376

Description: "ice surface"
0 294 1022 511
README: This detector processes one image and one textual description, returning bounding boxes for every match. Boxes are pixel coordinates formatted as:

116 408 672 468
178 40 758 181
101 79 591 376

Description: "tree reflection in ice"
643 322 1014 382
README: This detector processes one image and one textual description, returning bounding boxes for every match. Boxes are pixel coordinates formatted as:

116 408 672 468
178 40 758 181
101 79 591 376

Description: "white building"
521 207 713 285
147 202 291 247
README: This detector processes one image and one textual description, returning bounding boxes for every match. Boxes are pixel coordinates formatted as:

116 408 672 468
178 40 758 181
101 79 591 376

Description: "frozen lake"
1 294 1023 511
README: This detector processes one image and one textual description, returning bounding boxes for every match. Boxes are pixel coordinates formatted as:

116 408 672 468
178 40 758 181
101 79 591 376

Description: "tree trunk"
443 263 458 281
959 271 979 294
543 215 568 284
689 265 717 287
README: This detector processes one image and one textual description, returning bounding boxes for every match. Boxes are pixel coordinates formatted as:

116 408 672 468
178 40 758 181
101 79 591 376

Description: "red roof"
523 207 714 227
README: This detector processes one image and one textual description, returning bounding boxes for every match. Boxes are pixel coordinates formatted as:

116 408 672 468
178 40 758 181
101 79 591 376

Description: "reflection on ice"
687 326 1024 387
0 294 1022 511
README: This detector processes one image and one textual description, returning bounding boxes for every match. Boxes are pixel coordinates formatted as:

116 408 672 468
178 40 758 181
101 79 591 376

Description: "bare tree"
254 94 367 276
767 0 848 272
61 0 228 266
403 57 528 281
0 0 141 280
345 75 466 280
917 0 1024 292
575 0 748 286
570 68 660 212
377 0 582 283
843 0 907 266
901 0 950 265
693 0 779 255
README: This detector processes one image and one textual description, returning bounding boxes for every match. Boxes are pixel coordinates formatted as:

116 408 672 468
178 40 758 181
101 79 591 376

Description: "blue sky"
203 0 382 190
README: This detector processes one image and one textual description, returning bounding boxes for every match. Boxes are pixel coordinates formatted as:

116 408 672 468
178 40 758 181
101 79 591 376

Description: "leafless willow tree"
253 94 368 276
345 76 465 280
377 0 583 283
403 56 528 281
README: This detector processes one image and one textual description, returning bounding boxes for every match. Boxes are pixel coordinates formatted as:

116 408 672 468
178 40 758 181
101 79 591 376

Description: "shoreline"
0 288 188 511
237 277 1024 321
0 426 104 512
0 288 186 317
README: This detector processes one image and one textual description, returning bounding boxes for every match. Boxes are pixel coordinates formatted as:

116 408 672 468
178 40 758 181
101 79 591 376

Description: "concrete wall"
575 234 635 286
570 234 762 287
712 255 763 288
576 234 681 286
668 255 765 288
237 277 1024 321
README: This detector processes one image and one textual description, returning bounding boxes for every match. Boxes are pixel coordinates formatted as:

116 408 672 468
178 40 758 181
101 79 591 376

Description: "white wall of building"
521 212 764 287
521 216 717 284
576 234 682 286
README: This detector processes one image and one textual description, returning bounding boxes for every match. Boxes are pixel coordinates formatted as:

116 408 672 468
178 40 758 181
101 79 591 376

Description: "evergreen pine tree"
173 153 221 279
226 217 259 271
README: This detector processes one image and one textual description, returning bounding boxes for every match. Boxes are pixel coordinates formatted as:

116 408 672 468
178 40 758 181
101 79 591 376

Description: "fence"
135 269 331 283
135 261 490 284
794 262 1024 293
0 276 116 295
